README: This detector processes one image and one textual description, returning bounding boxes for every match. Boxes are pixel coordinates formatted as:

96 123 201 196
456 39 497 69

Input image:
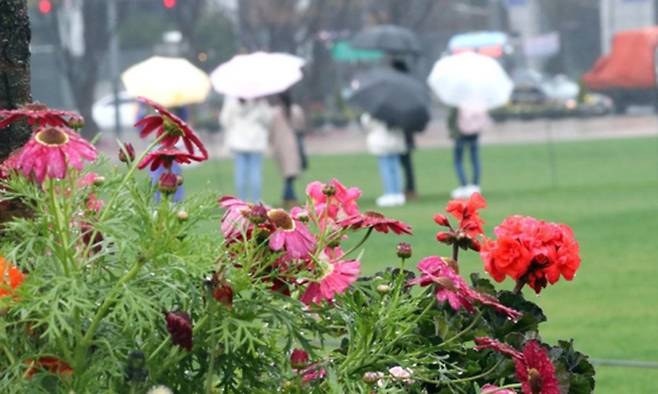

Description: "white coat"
219 97 271 153
361 114 406 156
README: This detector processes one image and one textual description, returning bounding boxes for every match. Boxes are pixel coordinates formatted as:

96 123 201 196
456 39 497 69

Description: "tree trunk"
0 0 31 161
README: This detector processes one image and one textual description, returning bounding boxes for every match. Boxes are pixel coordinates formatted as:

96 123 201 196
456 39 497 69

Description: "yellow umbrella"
121 56 211 107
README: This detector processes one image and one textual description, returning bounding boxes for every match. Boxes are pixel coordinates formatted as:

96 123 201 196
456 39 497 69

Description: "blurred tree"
0 0 32 161
43 0 128 139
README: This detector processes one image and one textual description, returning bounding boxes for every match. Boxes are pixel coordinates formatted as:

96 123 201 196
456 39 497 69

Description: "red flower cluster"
480 215 581 293
24 356 73 379
475 338 559 394
409 256 521 321
0 256 25 298
435 193 487 251
306 179 361 222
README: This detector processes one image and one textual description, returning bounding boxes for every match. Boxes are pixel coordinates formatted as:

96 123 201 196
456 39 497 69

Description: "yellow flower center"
35 127 69 146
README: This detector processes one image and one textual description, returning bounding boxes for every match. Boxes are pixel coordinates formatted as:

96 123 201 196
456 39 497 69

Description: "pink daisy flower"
306 179 361 221
218 196 255 240
267 208 316 259
300 248 360 305
135 97 208 159
0 102 83 129
14 126 97 183
409 256 521 320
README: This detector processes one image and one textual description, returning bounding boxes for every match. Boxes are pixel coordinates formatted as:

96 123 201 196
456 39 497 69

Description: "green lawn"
185 136 658 393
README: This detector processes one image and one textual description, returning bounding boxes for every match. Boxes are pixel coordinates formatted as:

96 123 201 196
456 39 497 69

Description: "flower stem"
48 179 71 276
339 227 373 259
513 276 527 295
452 243 459 262
72 258 146 373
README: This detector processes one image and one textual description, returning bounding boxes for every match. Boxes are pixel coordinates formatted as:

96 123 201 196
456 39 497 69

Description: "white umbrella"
427 52 513 110
121 56 211 107
210 52 305 99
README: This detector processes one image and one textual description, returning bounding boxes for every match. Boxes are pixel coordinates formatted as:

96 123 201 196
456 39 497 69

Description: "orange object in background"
583 27 658 112
0 256 24 298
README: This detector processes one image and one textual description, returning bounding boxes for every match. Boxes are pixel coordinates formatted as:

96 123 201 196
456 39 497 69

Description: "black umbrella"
351 25 421 55
347 68 430 133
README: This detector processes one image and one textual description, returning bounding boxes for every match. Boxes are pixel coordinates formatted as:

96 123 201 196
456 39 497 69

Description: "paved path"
98 115 658 159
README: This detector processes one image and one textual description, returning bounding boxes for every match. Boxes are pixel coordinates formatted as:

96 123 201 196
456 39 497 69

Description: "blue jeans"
283 176 297 201
377 154 402 195
234 152 263 202
150 162 183 203
454 135 480 186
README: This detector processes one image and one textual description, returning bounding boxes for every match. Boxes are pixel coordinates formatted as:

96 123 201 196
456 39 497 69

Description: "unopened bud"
433 214 450 227
92 175 105 186
436 231 455 244
158 172 178 194
362 371 384 384
118 142 135 163
290 348 309 369
327 237 341 248
248 204 268 225
322 184 336 196
68 118 85 130
212 283 234 309
176 175 184 186
396 242 412 259
376 284 391 294
469 239 481 252
177 210 189 221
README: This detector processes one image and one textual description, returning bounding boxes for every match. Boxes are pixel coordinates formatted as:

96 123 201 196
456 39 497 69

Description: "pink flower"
300 248 360 305
135 97 208 159
306 179 361 221
14 126 97 183
218 196 254 240
138 147 204 171
474 337 523 360
409 257 521 320
300 365 326 383
267 208 316 259
0 102 83 129
338 211 412 235
481 384 517 394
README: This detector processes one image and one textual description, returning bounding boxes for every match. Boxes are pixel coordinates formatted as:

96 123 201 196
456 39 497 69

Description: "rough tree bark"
0 0 32 162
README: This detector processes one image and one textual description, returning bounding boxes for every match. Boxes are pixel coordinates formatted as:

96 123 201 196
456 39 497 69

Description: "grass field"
184 135 658 393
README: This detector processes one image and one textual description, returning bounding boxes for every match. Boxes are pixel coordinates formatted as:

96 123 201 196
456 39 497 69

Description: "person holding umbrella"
220 97 272 202
269 90 304 208
361 112 406 207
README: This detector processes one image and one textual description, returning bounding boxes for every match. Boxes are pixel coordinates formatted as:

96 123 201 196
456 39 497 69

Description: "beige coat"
270 106 301 178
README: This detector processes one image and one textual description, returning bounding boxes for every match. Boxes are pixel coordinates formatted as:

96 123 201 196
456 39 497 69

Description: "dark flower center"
267 209 295 230
527 368 543 394
35 127 69 146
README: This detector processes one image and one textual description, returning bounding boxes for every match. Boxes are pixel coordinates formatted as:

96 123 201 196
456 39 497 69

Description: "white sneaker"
392 193 406 206
375 194 404 208
464 184 481 197
451 186 467 199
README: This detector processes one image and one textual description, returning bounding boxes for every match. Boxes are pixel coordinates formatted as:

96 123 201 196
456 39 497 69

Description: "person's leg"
399 151 416 194
453 138 468 186
390 154 403 195
468 136 481 186
249 152 263 202
283 176 297 201
377 155 396 195
234 152 248 201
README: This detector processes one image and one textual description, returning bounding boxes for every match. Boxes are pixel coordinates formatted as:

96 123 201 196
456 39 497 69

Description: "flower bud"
469 239 481 252
92 175 105 186
396 242 412 259
248 204 268 225
68 118 85 130
118 142 135 163
158 171 179 194
81 221 103 254
376 284 391 294
177 210 189 221
362 371 384 384
436 231 455 244
124 350 148 384
322 184 336 196
433 214 450 227
290 348 309 369
327 237 341 248
176 175 184 186
164 311 192 351
212 283 234 309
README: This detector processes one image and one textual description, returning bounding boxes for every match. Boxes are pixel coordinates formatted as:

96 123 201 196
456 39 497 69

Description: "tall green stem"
339 227 373 260
48 179 71 275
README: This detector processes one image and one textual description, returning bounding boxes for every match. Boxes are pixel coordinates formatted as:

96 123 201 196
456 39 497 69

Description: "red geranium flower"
474 338 559 394
135 97 208 159
338 211 412 235
480 215 581 294
24 356 73 379
137 147 204 171
14 126 97 184
300 247 360 305
268 208 316 259
0 256 24 298
409 256 521 320
0 102 83 129
445 192 487 238
306 179 361 221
